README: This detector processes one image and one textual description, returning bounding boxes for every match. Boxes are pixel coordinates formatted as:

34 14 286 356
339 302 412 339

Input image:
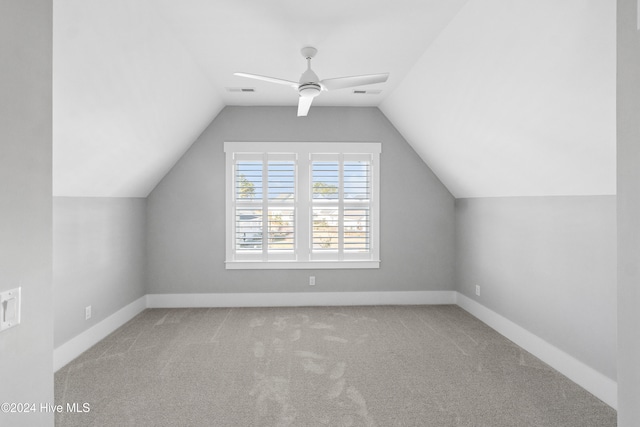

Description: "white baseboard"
455 293 617 409
53 290 618 410
146 290 457 308
53 296 147 372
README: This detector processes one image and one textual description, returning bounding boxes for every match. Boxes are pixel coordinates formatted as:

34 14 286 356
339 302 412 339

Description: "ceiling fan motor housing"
300 67 319 85
299 82 321 98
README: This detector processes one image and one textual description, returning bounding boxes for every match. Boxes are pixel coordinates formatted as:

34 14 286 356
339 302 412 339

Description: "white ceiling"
53 0 615 198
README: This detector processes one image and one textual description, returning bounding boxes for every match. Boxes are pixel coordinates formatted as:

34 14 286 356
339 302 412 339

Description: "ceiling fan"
234 47 389 117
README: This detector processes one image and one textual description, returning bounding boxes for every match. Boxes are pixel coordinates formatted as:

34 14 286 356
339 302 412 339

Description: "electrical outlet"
85 305 92 320
475 285 481 296
309 276 315 286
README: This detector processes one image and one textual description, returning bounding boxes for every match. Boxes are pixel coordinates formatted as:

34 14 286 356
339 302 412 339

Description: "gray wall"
0 0 54 425
53 198 147 347
455 196 617 381
147 106 455 294
617 0 640 424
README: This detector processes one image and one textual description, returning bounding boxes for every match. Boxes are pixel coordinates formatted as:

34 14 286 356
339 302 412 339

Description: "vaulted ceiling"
53 0 615 198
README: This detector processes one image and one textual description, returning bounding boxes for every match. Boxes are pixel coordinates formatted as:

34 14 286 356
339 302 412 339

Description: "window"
224 142 380 269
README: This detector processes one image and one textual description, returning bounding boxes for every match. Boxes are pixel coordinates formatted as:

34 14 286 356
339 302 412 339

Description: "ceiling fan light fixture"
299 83 321 98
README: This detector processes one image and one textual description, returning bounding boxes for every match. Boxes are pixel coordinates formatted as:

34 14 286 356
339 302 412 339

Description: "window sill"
225 260 380 270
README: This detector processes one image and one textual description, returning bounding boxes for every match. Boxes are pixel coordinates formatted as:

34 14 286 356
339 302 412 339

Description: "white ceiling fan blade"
297 96 313 117
234 73 298 88
320 73 389 91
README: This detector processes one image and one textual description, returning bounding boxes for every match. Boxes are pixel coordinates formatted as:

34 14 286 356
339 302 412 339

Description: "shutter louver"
344 207 370 252
235 161 262 200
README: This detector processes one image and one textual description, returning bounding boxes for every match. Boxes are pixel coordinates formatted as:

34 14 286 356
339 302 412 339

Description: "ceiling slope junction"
53 0 614 198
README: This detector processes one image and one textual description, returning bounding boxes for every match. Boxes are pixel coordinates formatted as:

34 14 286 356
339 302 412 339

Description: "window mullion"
297 151 310 262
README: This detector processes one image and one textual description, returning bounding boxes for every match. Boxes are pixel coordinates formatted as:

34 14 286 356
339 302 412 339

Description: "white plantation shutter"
311 159 339 254
267 159 295 255
225 142 380 269
234 158 263 255
311 154 373 261
343 158 371 254
231 153 296 261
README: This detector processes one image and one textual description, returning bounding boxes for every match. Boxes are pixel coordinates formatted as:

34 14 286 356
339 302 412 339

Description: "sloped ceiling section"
53 0 469 197
53 1 225 197
380 0 616 198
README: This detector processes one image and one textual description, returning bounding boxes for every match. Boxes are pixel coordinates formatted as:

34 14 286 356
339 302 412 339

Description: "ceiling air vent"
226 87 256 93
353 89 382 95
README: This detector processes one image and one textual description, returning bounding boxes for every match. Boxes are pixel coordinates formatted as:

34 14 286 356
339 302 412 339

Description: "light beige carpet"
55 305 616 426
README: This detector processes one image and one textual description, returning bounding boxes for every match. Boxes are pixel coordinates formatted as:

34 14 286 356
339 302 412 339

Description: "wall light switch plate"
0 287 21 332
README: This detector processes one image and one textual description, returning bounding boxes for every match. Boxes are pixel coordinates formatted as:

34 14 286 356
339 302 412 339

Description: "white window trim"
224 141 381 270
